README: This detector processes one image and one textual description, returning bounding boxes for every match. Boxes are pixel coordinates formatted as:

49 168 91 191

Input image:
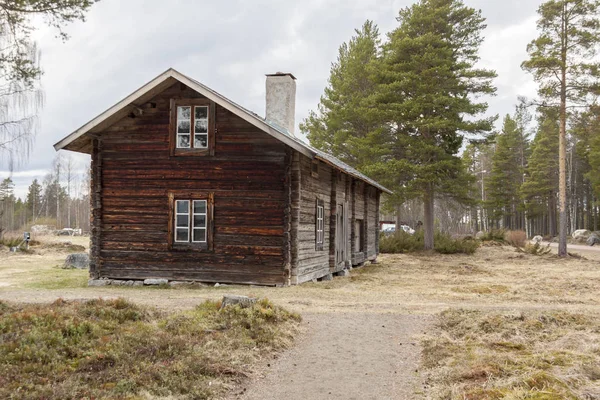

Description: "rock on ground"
144 278 168 285
88 279 109 287
588 234 600 247
573 229 592 242
64 253 90 269
532 235 543 244
220 295 257 309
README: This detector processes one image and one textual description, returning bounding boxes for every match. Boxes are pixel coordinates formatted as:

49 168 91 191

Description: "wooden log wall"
293 152 382 283
95 82 288 285
293 154 332 283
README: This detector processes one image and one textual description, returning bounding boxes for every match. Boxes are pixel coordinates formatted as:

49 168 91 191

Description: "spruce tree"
26 179 43 223
300 20 382 171
368 0 496 249
522 0 600 256
485 110 531 230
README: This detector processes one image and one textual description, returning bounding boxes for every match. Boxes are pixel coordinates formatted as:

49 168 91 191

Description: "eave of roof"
54 68 392 194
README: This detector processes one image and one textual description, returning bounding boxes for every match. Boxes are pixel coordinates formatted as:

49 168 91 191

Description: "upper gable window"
170 99 214 156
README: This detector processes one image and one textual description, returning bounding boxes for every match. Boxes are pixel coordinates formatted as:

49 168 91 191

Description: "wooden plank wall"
292 153 382 283
293 154 332 283
95 82 288 285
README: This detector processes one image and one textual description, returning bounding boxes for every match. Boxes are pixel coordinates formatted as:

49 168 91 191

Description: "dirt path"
229 313 431 400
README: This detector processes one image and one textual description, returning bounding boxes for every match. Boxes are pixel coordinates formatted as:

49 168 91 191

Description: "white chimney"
265 72 296 136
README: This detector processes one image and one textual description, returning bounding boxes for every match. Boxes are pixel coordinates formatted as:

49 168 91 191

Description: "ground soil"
1 238 599 399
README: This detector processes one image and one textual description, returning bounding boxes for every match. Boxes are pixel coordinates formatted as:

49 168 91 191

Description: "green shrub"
380 230 479 255
479 229 507 242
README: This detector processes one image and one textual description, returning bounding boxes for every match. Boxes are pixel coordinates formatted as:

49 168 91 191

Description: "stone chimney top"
265 72 296 136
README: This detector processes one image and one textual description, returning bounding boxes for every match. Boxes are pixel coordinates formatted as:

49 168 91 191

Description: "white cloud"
5 0 545 197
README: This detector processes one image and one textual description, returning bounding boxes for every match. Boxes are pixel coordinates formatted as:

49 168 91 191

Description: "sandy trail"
229 313 431 400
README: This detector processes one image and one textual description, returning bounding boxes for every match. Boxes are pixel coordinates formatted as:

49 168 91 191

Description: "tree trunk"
558 3 568 257
395 205 402 229
423 183 434 250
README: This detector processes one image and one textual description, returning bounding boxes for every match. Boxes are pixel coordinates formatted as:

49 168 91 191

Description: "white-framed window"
192 200 207 243
174 199 207 243
176 105 209 149
316 199 325 251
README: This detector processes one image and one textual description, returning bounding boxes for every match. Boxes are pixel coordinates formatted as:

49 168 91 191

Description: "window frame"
169 98 216 157
315 198 325 251
168 191 214 251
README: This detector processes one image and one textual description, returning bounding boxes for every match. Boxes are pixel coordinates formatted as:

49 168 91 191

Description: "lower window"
175 200 207 243
169 192 213 250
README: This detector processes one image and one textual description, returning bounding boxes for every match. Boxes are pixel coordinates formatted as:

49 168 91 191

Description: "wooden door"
336 203 348 267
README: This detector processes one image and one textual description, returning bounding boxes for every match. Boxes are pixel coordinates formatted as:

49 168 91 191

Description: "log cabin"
54 69 391 286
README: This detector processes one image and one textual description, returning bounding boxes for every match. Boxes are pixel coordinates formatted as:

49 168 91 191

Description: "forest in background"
0 154 91 235
301 0 600 245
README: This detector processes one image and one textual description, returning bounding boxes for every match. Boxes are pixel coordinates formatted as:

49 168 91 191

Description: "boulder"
220 295 257 309
335 269 350 277
475 231 485 240
572 229 592 242
63 253 90 269
321 273 333 281
532 235 543 244
143 278 168 286
587 233 600 247
88 279 109 287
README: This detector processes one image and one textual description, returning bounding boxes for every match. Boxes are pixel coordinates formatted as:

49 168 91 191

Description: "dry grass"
421 309 600 399
0 298 300 400
505 230 527 247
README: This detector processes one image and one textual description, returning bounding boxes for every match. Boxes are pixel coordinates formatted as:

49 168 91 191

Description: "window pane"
176 214 189 228
193 200 206 214
178 120 191 134
176 200 189 214
175 228 189 242
194 119 208 133
193 228 206 242
195 106 208 119
194 214 206 228
177 106 191 119
177 134 190 148
194 134 208 148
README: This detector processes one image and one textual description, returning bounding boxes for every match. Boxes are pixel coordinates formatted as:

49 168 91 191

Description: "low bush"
0 298 301 400
380 230 479 255
504 230 527 247
479 229 507 242
519 242 552 256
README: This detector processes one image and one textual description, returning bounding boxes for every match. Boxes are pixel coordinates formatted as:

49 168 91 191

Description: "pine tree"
367 0 496 249
522 0 600 256
521 110 560 236
300 20 382 171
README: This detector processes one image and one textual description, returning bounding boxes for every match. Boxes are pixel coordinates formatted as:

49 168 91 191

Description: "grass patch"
0 297 300 399
421 309 600 399
23 266 88 289
380 230 479 255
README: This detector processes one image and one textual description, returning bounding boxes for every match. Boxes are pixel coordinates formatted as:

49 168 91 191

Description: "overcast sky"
1 0 543 198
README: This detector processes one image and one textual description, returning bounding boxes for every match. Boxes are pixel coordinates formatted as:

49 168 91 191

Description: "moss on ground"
0 298 300 399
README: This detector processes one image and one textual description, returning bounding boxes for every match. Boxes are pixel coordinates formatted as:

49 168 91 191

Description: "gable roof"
54 68 392 194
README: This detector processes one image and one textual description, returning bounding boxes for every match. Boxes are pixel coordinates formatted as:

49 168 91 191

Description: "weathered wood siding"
292 154 332 284
95 82 288 285
292 153 382 283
